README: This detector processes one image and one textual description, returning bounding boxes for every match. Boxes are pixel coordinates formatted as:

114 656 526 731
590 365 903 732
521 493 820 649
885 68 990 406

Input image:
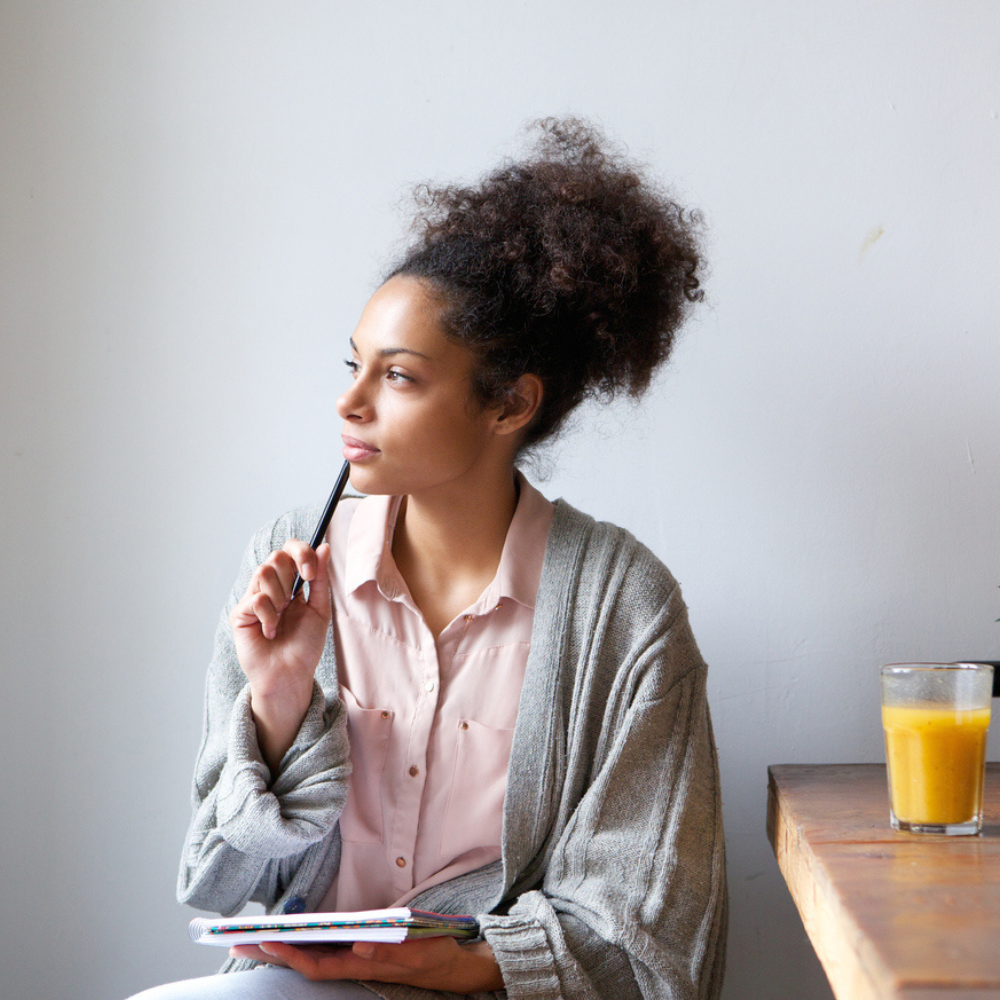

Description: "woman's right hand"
229 540 333 774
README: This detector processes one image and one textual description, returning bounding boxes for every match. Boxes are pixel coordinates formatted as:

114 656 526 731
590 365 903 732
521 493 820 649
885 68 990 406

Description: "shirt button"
424 680 435 693
464 614 475 622
460 721 469 730
396 857 407 868
408 765 419 777
380 710 389 719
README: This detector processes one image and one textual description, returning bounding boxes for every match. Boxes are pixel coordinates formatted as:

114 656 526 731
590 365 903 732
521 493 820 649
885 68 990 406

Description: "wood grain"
768 763 1000 1000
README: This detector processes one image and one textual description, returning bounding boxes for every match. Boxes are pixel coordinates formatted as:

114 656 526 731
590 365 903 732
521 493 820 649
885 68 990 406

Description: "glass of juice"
881 662 993 835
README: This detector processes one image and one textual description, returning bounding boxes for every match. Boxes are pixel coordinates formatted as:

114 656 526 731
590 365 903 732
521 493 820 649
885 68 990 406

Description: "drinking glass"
881 662 993 835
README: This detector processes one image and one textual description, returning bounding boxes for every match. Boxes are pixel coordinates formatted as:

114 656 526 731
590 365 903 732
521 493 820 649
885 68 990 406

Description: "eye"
343 358 360 378
386 369 414 384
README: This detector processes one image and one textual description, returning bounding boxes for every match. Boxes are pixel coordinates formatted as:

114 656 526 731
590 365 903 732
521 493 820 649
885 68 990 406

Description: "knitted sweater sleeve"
176 509 350 916
475 517 727 1000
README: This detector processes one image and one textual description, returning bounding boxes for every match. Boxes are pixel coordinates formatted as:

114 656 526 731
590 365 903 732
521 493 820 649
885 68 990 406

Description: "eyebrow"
349 337 434 362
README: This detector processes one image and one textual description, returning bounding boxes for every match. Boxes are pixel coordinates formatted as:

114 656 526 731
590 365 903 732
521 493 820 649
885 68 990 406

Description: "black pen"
290 460 351 599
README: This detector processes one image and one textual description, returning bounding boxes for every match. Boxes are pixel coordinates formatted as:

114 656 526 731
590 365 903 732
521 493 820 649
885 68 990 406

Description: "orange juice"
882 704 990 826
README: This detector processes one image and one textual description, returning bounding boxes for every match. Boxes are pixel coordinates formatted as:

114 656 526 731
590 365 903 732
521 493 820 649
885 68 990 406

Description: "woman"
135 119 726 1000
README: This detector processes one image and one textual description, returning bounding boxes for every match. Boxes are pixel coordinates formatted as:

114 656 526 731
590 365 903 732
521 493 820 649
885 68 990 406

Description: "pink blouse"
319 474 555 913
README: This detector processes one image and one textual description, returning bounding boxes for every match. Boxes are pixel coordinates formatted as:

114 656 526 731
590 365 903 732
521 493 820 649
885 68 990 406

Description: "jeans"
127 968 378 1000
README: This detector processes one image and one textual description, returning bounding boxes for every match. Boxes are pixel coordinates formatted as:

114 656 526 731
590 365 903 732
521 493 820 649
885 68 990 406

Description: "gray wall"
2 3 999 998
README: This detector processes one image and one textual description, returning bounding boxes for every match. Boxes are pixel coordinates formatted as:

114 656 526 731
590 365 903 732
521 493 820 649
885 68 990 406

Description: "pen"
290 459 351 599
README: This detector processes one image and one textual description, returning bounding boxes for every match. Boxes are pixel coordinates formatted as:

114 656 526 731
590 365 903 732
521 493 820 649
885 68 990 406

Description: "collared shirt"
319 473 555 913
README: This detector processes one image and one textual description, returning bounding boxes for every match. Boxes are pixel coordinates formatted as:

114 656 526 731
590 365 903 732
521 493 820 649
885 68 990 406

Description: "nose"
336 374 372 423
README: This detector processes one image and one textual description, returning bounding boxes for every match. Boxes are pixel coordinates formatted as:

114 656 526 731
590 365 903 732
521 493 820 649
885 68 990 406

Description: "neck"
394 467 519 578
390 467 520 636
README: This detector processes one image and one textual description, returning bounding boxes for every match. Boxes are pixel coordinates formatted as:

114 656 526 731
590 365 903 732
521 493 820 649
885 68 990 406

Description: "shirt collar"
489 471 555 610
344 493 404 599
343 471 554 610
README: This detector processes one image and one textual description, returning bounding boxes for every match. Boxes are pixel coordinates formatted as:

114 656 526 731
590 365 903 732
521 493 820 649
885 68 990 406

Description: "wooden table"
767 763 1000 1000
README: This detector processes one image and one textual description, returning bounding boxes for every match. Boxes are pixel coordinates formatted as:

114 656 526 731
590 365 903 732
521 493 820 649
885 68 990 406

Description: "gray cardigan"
178 500 727 1000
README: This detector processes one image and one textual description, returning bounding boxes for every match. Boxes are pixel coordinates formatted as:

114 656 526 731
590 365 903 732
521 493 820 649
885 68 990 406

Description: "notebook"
189 908 479 947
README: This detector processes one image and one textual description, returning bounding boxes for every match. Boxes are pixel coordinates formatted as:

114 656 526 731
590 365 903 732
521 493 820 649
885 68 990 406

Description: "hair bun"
393 117 705 448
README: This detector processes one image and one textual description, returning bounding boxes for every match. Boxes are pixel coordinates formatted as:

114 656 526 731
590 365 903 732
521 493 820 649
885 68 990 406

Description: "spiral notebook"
189 908 479 947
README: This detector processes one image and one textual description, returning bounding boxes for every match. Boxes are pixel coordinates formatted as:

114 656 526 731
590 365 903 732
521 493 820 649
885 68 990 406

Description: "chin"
347 464 401 497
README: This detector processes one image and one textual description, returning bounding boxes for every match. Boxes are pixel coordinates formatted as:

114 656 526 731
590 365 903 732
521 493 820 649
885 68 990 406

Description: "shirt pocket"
439 719 515 860
339 686 392 845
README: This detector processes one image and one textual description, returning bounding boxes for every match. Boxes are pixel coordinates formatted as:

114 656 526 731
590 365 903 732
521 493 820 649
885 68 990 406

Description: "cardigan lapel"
500 500 594 902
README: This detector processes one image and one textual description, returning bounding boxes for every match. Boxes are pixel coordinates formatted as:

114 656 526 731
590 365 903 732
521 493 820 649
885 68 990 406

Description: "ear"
493 374 543 436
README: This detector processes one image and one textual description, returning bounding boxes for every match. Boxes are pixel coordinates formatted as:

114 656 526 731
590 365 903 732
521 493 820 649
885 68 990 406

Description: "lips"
342 435 380 462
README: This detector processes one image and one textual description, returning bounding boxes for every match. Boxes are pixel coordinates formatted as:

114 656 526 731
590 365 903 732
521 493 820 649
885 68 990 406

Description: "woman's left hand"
229 937 504 994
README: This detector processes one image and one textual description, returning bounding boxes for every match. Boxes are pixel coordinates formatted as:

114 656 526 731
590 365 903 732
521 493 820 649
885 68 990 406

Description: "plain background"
2 3 999 998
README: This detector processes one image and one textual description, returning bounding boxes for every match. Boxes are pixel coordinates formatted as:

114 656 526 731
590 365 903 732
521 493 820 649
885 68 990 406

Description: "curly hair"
389 118 705 449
